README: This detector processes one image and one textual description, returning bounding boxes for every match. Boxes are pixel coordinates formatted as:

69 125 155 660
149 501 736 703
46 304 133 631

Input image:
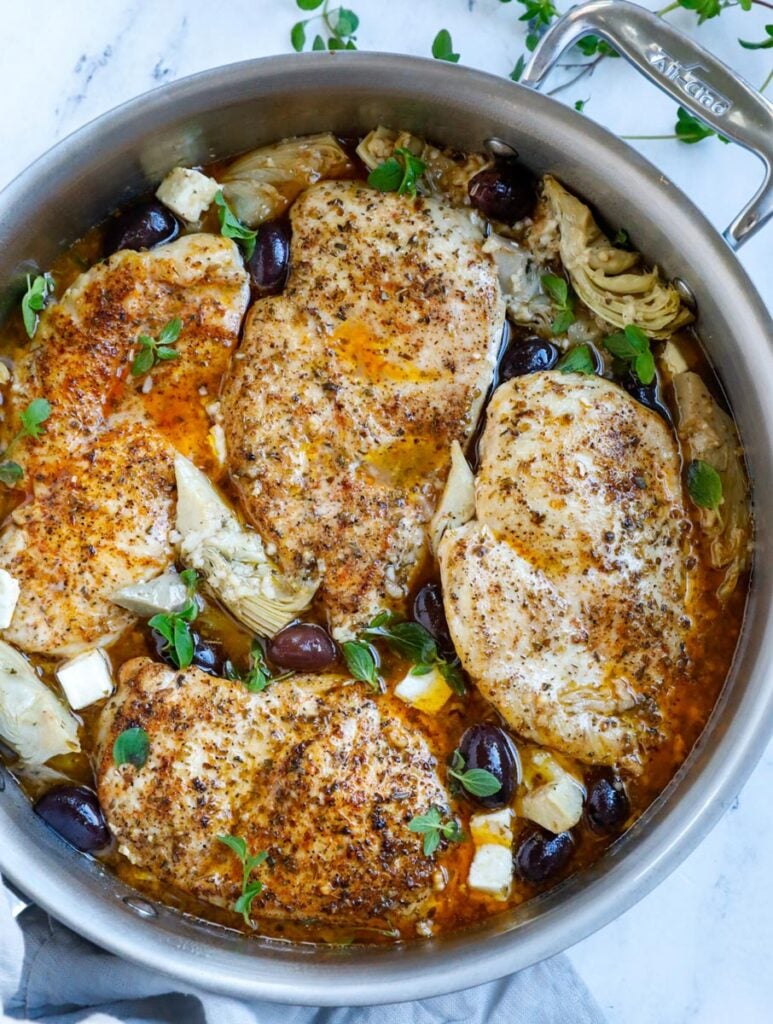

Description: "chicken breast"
96 659 449 928
8 233 250 477
440 372 694 770
0 235 249 656
222 180 504 637
0 412 175 657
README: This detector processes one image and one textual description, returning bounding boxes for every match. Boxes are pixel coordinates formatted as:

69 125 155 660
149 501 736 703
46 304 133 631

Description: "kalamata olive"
515 828 574 884
150 629 224 676
34 785 111 853
247 221 291 296
458 723 521 808
468 161 536 223
103 200 180 256
585 774 630 834
623 374 672 425
413 582 455 658
267 622 337 671
499 338 560 380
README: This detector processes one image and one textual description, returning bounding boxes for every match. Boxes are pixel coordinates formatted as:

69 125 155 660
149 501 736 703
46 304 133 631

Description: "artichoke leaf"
221 133 354 228
673 371 751 599
357 126 490 207
542 176 692 338
430 441 476 553
174 455 318 635
111 570 189 617
0 640 80 764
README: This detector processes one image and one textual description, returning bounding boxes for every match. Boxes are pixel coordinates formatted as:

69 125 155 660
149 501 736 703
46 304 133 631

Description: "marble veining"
0 1 771 1021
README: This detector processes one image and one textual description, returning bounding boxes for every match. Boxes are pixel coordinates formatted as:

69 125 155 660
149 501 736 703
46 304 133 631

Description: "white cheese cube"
470 808 514 848
659 339 690 378
519 776 584 834
393 665 453 714
56 649 114 711
468 844 513 899
0 569 20 629
156 167 220 223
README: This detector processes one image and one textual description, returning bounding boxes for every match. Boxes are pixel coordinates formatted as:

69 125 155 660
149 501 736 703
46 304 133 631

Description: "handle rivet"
484 138 520 160
674 278 697 310
123 896 157 918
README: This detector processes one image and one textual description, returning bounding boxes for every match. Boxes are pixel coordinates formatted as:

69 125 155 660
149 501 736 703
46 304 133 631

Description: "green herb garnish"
541 273 576 335
291 0 359 52
341 639 381 692
226 639 289 694
675 106 729 145
214 191 258 259
448 749 502 798
361 611 466 695
21 274 55 339
739 25 773 50
367 148 427 198
148 569 199 669
113 727 150 768
218 834 268 926
408 806 464 857
686 459 723 511
603 324 655 385
0 397 52 487
557 344 596 376
130 317 183 376
432 29 460 63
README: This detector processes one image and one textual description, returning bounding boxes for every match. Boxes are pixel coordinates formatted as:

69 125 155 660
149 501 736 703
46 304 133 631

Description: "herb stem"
761 68 773 94
546 54 604 98
655 1 681 15
621 134 679 140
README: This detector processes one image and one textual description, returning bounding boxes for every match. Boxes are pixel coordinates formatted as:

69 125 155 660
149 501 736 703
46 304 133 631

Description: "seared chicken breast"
0 236 249 655
440 372 694 770
97 659 449 927
0 412 175 657
223 180 505 636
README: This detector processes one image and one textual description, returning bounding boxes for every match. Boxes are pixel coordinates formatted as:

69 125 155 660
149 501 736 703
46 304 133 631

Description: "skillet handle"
520 0 773 250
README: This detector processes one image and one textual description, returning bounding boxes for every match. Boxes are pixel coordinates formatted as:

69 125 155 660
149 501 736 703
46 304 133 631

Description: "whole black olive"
457 723 521 809
267 622 337 672
622 374 672 425
413 582 455 658
468 161 536 223
247 221 291 296
585 774 630 834
103 200 180 256
34 786 111 853
499 338 560 380
515 829 574 884
150 629 224 676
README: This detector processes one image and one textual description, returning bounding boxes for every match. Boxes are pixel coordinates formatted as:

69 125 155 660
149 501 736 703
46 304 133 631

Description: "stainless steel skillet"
0 0 770 1005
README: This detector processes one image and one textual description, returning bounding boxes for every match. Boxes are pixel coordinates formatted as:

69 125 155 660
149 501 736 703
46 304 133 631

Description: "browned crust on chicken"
222 180 504 636
96 659 450 927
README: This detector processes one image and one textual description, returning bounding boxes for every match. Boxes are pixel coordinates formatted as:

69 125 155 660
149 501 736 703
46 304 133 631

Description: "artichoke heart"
221 133 354 228
673 371 751 599
0 640 80 764
174 455 318 635
430 441 476 553
542 176 693 338
357 126 490 206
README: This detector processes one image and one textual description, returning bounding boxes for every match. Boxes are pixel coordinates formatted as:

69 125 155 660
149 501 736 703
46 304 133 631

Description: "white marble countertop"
1 1 770 1020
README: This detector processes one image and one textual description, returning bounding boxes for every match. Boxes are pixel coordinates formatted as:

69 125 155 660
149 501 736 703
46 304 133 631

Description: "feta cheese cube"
156 167 220 223
470 808 514 848
208 424 227 466
468 844 513 899
393 665 453 714
0 569 20 629
519 776 584 835
56 649 114 711
660 339 690 378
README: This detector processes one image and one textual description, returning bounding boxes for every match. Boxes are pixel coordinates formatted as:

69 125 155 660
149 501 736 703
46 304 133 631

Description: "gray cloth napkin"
1 883 605 1024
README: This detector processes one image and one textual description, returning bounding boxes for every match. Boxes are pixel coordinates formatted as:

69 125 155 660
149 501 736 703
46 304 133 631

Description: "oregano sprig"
541 273 576 335
291 0 359 52
21 274 55 339
0 397 52 487
408 806 465 857
148 569 200 669
218 834 268 926
130 317 183 376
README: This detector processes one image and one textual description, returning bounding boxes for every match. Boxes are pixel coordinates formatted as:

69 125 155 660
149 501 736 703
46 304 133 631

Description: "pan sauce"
0 131 750 945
